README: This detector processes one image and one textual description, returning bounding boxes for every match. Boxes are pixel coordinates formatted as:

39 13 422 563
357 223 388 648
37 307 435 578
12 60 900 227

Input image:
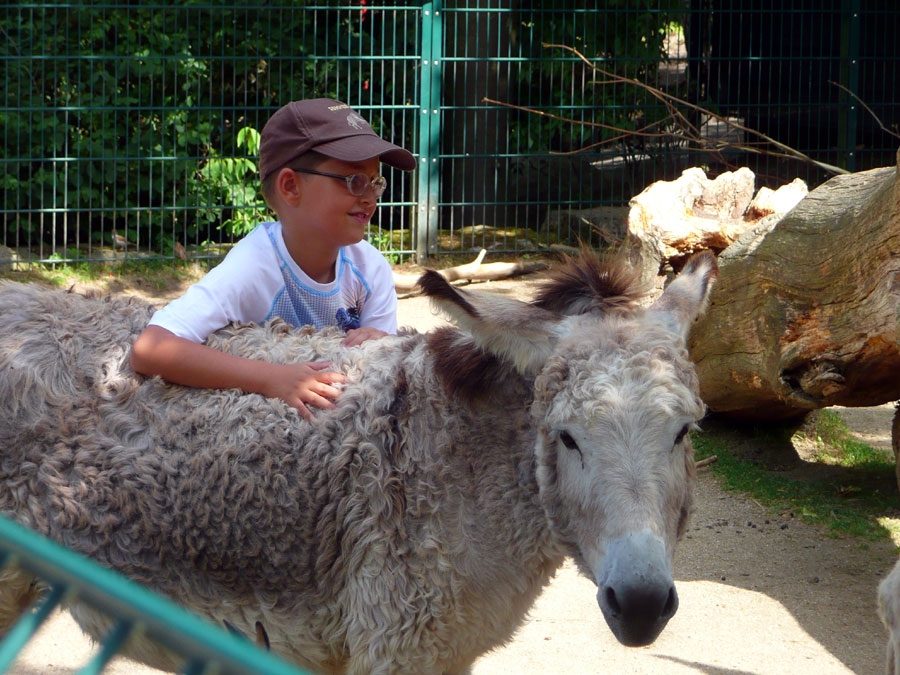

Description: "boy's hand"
342 327 388 347
268 361 346 420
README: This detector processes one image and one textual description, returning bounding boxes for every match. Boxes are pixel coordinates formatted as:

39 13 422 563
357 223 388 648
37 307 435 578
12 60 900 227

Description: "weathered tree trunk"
689 151 900 420
623 167 808 290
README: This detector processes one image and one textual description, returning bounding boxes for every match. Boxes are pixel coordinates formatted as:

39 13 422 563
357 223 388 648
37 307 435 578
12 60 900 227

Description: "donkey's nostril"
662 586 678 620
605 587 622 616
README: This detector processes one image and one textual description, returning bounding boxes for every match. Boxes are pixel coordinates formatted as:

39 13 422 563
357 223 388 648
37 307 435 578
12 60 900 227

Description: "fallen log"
622 167 808 289
688 151 900 420
393 249 549 292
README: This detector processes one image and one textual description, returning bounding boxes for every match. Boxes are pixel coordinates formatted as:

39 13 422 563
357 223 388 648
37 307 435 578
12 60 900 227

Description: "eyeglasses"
293 168 387 199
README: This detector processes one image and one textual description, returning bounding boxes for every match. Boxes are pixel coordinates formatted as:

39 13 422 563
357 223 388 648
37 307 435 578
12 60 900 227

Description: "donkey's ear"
649 250 718 338
417 270 563 375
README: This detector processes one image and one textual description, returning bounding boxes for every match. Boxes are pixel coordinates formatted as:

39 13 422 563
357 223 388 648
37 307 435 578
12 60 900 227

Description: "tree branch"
828 80 900 140
485 43 851 177
393 249 549 294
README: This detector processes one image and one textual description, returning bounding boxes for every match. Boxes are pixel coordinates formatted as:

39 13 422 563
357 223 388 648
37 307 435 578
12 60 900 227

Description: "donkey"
0 250 716 674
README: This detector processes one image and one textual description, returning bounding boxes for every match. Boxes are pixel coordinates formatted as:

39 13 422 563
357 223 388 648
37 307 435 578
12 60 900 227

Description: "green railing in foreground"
0 515 312 675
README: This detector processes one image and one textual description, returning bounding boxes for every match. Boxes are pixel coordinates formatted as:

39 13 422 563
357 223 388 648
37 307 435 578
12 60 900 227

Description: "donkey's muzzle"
596 529 678 647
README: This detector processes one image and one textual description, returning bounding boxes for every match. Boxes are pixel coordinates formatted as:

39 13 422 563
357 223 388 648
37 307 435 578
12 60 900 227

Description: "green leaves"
198 127 267 237
1 4 360 253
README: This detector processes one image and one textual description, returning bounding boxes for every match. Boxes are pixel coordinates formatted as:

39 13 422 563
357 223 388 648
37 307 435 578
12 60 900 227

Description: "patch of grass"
806 409 893 469
3 262 97 287
1 259 208 291
693 411 899 542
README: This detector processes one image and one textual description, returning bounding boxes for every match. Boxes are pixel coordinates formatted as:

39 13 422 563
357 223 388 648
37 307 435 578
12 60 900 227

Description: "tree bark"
623 167 808 290
689 151 900 420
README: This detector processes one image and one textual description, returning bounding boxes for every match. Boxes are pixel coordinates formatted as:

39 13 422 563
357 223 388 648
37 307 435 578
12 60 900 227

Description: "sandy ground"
6 275 900 674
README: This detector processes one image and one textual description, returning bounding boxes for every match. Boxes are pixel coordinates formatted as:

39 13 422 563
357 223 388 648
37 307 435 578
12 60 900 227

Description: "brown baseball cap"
258 98 416 180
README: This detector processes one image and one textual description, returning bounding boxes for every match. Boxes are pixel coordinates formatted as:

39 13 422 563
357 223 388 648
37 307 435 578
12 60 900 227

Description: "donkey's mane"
425 251 645 403
426 327 508 403
532 251 645 316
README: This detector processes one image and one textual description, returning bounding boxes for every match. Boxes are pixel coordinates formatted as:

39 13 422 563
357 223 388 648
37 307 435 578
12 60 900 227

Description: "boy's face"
293 156 383 248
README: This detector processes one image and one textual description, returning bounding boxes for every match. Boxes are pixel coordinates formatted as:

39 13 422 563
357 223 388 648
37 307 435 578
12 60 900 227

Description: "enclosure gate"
0 515 311 674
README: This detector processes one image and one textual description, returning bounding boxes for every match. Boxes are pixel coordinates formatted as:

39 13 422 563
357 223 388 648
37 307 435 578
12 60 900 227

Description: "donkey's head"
419 250 717 648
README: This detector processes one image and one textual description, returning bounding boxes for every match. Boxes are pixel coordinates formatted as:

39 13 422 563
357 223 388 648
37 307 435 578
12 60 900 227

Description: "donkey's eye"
559 431 579 451
558 431 584 469
674 424 691 446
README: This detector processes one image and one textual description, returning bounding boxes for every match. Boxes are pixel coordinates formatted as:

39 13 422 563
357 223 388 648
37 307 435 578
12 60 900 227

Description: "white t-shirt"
149 221 397 343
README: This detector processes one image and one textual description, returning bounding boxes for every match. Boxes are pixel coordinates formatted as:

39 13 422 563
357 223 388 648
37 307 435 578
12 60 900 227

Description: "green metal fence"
1 1 898 267
0 514 311 674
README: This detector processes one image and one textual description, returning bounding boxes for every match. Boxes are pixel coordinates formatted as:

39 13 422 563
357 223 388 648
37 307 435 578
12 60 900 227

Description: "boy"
130 98 416 419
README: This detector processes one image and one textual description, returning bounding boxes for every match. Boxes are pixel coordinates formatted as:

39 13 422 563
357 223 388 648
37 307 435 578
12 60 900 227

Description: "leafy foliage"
1 2 416 253
198 127 269 238
2 1 682 258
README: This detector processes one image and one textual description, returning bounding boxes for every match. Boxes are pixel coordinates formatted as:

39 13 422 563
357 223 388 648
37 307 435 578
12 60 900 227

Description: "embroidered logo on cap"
346 111 366 130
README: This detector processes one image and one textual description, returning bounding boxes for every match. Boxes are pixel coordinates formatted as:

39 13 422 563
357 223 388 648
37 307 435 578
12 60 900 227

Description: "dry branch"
828 80 900 141
695 456 718 469
485 43 851 177
393 249 549 293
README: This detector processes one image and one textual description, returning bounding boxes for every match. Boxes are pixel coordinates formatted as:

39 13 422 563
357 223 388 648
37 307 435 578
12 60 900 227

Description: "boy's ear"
274 167 303 206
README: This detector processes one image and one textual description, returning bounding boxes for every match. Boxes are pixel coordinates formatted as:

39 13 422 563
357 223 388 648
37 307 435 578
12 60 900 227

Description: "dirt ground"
7 272 900 674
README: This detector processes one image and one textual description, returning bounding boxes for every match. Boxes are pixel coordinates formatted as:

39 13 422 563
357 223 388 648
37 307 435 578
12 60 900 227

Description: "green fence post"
0 583 66 670
0 515 310 674
839 0 861 172
416 0 443 262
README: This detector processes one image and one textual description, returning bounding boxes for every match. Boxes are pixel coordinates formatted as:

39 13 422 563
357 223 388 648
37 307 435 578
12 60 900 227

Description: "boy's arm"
130 325 345 419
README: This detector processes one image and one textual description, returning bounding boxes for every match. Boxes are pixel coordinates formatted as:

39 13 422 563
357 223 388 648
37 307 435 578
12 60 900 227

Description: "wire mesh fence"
1 1 897 268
